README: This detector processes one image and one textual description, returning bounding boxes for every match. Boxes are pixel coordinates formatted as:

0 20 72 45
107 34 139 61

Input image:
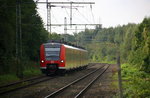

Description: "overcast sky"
36 0 150 34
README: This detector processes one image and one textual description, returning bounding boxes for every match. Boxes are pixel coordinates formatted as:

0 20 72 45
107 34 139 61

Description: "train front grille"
46 64 58 70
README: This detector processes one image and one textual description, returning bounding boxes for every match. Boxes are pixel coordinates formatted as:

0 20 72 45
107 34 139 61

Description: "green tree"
129 18 150 72
0 0 49 76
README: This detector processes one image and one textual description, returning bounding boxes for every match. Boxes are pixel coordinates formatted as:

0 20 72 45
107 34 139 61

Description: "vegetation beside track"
0 75 20 86
0 61 41 86
121 64 150 97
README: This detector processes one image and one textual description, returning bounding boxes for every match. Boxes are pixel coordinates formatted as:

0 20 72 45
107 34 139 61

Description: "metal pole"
75 26 77 33
70 2 72 28
19 2 22 58
46 0 48 31
50 4 51 33
47 2 51 33
43 1 95 32
47 0 51 33
64 17 67 41
117 53 123 98
35 2 95 4
16 4 18 58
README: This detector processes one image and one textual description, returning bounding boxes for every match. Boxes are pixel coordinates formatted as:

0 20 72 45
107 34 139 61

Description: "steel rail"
0 75 45 89
44 65 105 98
75 64 110 98
0 76 56 95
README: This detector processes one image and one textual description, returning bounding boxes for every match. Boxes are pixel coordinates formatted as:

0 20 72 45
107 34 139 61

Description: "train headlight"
61 60 64 63
41 60 44 63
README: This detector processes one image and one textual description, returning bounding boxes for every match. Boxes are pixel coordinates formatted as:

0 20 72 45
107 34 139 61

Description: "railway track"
45 64 110 98
0 75 56 95
0 64 95 96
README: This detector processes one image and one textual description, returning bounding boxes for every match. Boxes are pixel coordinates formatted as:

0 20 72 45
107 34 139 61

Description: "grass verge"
0 62 42 86
0 74 20 86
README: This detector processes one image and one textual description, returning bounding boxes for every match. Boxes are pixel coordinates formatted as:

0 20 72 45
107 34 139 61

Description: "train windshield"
44 44 60 60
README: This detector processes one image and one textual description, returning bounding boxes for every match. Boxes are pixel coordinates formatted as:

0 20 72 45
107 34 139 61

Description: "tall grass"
0 74 20 85
23 66 41 78
0 61 42 86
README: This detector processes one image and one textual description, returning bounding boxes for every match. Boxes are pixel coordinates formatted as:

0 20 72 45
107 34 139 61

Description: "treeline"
70 18 149 73
0 0 48 77
73 17 150 97
71 24 137 63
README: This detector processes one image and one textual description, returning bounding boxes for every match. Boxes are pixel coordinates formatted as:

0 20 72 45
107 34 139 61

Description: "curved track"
45 64 110 98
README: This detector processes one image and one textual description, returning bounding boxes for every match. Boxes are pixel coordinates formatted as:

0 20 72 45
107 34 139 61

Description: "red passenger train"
40 42 88 75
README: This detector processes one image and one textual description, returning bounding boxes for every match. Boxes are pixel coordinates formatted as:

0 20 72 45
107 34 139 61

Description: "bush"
23 67 41 78
122 64 150 97
0 61 42 85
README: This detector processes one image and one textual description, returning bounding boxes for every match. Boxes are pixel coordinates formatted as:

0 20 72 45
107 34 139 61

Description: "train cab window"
44 44 60 60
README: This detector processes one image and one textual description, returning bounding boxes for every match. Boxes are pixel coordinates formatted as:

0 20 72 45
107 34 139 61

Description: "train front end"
40 43 65 75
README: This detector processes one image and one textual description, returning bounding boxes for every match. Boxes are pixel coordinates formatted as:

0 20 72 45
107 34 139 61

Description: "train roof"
43 42 87 52
63 44 87 52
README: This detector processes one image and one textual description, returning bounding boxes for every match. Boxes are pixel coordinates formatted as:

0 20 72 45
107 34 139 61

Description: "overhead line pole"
47 1 51 33
47 23 101 32
46 0 48 32
47 24 101 26
35 1 95 33
117 52 123 98
64 17 67 41
21 1 95 33
16 0 23 78
34 2 95 4
16 3 18 58
19 2 22 58
16 0 22 58
70 2 72 28
64 17 67 34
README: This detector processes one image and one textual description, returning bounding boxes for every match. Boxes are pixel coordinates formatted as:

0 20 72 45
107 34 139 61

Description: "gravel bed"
54 64 106 97
83 64 118 98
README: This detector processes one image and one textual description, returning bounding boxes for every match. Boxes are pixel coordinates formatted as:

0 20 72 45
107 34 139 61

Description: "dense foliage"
72 18 149 72
72 24 138 63
0 0 48 77
121 64 150 97
129 18 150 72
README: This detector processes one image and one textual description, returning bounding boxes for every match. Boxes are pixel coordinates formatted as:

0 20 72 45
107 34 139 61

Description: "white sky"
36 0 150 34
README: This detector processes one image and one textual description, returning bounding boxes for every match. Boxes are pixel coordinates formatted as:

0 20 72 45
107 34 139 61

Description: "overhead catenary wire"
51 9 59 23
20 0 96 34
90 4 95 24
84 5 93 24
64 8 70 17
76 8 91 23
1 0 97 36
52 27 63 33
73 9 88 24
